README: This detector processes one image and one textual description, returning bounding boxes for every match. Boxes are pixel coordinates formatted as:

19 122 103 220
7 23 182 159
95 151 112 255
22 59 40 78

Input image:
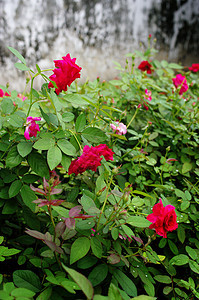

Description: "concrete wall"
0 0 198 90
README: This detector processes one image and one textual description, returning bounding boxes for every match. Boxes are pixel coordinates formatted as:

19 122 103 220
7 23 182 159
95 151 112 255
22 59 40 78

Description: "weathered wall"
0 0 198 90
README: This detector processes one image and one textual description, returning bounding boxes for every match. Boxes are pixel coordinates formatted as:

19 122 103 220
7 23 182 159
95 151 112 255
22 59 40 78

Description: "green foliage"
0 43 198 299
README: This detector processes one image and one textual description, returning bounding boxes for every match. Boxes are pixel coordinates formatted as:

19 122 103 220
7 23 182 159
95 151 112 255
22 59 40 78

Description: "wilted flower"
24 116 41 140
147 198 178 238
48 53 82 95
172 74 188 95
68 144 114 176
188 63 199 72
138 61 153 74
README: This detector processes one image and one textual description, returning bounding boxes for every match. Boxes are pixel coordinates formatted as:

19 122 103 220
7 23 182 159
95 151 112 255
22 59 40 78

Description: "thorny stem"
68 129 82 152
26 69 53 118
48 202 63 270
126 107 139 129
160 147 170 185
97 174 114 231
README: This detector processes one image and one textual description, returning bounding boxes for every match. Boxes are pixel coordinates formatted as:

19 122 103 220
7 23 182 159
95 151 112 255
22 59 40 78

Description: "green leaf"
62 264 94 300
13 270 41 292
111 227 119 240
75 113 86 132
63 94 90 106
0 246 21 256
163 286 173 295
113 269 137 297
80 194 97 214
22 174 40 184
11 288 36 298
9 180 22 198
168 240 179 255
62 112 75 123
168 63 183 69
28 152 49 178
8 46 27 64
77 256 98 269
170 254 189 266
15 62 30 71
1 98 15 114
70 237 91 264
154 275 172 284
177 225 185 243
189 260 199 274
50 89 62 112
109 80 123 86
182 162 192 174
39 106 51 125
33 138 55 150
61 154 71 171
82 127 107 143
108 283 123 300
93 296 109 300
9 113 24 127
175 189 185 198
6 146 23 168
17 142 32 157
20 185 37 212
57 139 76 156
88 264 108 287
52 206 69 218
126 216 152 228
185 246 197 260
132 190 154 199
90 237 103 259
47 146 62 170
121 224 134 237
36 287 52 300
132 296 157 300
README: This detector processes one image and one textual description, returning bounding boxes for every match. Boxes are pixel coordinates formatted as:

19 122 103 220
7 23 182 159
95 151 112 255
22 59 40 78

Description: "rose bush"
0 42 198 300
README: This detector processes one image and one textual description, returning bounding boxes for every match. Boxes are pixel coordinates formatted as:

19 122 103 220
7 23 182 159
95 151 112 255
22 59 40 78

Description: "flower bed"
0 40 199 299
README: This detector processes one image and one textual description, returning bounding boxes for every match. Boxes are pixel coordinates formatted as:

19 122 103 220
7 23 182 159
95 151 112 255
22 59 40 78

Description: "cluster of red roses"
68 144 114 176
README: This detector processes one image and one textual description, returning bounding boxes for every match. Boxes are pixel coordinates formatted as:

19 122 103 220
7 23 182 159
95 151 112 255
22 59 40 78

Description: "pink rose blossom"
24 116 41 140
144 89 152 101
110 121 127 135
48 53 82 95
147 198 178 238
172 74 188 95
18 93 27 101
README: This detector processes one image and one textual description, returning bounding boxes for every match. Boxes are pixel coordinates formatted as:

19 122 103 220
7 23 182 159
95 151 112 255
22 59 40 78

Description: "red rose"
93 144 114 161
172 74 188 95
147 199 178 238
48 53 82 95
68 144 114 176
138 61 153 74
188 63 199 72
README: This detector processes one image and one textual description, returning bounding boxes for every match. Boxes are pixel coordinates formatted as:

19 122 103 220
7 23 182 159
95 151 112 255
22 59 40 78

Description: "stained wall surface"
0 0 198 90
